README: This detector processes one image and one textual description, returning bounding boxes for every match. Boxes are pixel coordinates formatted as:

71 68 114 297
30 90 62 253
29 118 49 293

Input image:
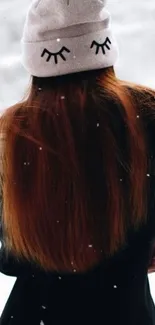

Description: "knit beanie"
21 0 119 77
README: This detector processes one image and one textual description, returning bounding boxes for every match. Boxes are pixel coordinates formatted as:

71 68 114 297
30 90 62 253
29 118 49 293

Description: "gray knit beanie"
21 0 119 77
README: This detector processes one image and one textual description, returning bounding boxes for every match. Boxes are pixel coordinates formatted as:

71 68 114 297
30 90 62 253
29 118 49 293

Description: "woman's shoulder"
123 82 155 143
124 81 155 104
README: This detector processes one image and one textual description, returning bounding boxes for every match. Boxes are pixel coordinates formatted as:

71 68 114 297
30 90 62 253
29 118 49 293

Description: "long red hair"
0 67 155 273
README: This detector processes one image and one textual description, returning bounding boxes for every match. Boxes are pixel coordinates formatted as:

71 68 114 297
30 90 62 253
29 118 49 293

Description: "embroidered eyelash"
90 37 112 55
41 47 71 64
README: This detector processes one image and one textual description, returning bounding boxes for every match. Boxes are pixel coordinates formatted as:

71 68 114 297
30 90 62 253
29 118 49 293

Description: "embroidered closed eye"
90 37 111 55
41 47 71 64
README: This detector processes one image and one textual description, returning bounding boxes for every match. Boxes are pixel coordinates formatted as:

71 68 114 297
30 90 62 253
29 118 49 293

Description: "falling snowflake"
24 162 30 166
40 321 45 325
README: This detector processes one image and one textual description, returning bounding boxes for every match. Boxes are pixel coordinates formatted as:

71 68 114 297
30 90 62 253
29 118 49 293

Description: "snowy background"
0 0 155 316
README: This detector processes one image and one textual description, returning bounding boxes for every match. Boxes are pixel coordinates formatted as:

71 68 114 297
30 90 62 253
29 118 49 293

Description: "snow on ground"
0 0 155 315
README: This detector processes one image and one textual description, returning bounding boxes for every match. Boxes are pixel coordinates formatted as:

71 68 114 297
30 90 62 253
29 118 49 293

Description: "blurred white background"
0 0 155 316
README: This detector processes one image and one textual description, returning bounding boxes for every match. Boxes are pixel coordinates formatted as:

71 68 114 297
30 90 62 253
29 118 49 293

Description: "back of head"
0 0 155 274
21 0 118 77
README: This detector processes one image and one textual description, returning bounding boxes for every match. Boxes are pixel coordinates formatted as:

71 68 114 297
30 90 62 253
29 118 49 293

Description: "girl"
0 0 155 324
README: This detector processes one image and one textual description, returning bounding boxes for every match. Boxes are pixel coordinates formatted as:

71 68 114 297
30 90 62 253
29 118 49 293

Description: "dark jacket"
1 105 155 325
